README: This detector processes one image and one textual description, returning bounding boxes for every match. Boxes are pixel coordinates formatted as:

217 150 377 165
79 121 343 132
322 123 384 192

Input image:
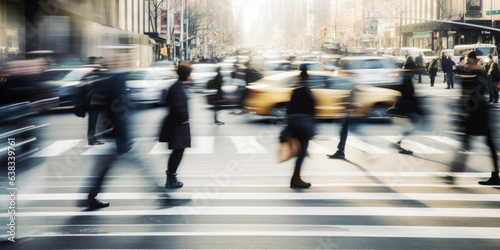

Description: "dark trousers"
429 75 435 86
336 115 360 152
88 154 117 200
87 105 104 142
168 148 185 173
451 133 499 173
295 139 309 167
446 73 454 88
488 85 499 102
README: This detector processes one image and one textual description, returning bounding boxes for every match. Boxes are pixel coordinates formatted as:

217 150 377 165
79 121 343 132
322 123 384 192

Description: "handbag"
278 137 301 163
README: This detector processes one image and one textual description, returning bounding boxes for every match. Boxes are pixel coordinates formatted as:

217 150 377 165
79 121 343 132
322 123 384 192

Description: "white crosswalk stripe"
229 136 269 154
31 140 82 157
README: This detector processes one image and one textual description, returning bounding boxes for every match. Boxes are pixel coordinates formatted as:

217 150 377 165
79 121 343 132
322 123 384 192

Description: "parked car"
148 60 177 79
190 63 220 90
245 70 400 121
335 56 401 88
39 67 97 106
125 68 175 105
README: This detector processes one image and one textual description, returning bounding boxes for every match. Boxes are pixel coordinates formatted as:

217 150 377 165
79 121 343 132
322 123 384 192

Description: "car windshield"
476 47 497 56
423 51 434 56
40 70 72 81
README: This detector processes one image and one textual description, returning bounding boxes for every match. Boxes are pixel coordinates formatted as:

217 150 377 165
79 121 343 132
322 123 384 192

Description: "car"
320 54 342 71
190 63 220 90
244 70 400 121
39 67 98 106
148 60 177 79
335 56 401 88
260 60 291 77
452 44 498 64
125 68 175 105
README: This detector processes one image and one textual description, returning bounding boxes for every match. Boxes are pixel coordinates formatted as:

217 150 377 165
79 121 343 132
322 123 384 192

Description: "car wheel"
368 104 391 121
271 103 288 123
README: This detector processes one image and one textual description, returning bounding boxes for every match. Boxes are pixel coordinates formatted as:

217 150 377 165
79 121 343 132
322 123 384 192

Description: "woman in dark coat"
487 61 499 103
212 67 224 125
287 66 316 188
449 51 499 185
159 63 192 188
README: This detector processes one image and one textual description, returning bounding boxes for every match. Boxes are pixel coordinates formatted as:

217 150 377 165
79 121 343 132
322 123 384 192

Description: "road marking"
230 136 268 154
81 143 115 155
423 136 460 147
308 141 334 154
11 192 500 202
345 136 389 154
26 225 500 239
381 136 446 154
3 206 500 218
149 136 214 154
31 140 82 157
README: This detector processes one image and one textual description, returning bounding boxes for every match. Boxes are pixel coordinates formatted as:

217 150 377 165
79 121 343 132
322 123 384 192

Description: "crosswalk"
1 169 500 249
26 135 496 158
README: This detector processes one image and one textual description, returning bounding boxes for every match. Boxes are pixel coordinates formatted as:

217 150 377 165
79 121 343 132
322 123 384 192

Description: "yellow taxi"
244 70 401 120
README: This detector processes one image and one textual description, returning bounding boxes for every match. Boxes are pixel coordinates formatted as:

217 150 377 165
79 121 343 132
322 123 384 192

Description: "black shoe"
166 171 183 189
399 148 413 155
327 151 345 159
215 121 225 125
445 87 450 89
443 175 455 184
89 140 104 146
478 172 500 185
88 198 109 208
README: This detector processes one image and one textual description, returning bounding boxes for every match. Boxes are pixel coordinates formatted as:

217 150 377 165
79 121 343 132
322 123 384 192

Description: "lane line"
230 136 268 154
381 136 446 154
149 136 214 154
345 136 389 154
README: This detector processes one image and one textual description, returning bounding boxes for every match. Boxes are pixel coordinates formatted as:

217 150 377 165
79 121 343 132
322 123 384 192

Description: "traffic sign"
487 10 500 15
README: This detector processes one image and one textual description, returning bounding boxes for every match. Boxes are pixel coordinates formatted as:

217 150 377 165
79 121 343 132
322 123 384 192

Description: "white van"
452 44 498 64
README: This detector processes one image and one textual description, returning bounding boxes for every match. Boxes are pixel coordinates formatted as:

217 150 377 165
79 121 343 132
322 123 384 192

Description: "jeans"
446 73 454 88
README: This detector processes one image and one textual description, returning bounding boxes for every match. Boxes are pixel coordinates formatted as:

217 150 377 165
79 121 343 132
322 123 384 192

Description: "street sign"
183 19 187 24
370 21 378 34
309 10 318 14
487 10 500 15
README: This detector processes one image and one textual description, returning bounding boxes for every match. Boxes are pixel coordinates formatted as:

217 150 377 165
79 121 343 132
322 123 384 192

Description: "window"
326 77 353 90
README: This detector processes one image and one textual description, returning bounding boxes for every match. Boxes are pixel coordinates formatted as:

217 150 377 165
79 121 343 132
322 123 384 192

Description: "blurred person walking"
440 51 447 83
428 57 439 87
159 63 193 189
286 65 316 188
487 61 500 103
415 52 424 83
212 67 225 125
448 51 500 185
443 56 456 89
388 67 425 155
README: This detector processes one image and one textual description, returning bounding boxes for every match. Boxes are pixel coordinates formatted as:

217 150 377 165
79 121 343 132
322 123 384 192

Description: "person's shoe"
88 140 105 146
290 177 311 188
166 171 183 189
88 198 110 208
478 172 500 185
399 148 413 155
215 121 225 125
327 150 345 159
445 87 450 89
443 175 455 184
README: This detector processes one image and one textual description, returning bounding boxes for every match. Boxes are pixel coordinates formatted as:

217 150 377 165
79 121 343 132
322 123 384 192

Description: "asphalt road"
1 74 500 249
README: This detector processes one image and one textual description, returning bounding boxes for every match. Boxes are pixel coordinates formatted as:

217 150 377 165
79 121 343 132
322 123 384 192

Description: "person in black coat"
487 61 499 103
159 63 192 188
448 51 500 185
212 67 225 125
287 65 316 188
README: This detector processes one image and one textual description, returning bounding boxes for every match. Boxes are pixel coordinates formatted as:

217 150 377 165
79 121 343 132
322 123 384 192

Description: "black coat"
392 72 424 120
159 80 191 149
457 69 491 135
287 85 316 140
442 58 455 74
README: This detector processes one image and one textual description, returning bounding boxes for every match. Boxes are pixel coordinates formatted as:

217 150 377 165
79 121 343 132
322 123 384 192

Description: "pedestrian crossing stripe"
31 140 82 157
29 135 492 157
22 226 500 239
8 192 500 202
3 206 500 218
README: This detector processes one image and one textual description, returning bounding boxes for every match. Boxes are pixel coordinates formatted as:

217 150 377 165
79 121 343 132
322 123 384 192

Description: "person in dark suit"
448 51 500 185
159 63 192 189
442 56 456 89
287 65 316 188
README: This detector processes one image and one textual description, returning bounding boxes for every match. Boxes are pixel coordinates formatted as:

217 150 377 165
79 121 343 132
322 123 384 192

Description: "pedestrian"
159 63 192 189
415 52 424 83
442 55 456 89
447 51 500 185
387 68 425 154
440 51 447 83
403 55 417 70
287 65 316 188
487 61 500 103
85 70 107 146
212 67 225 125
484 54 493 73
428 57 439 87
326 84 360 159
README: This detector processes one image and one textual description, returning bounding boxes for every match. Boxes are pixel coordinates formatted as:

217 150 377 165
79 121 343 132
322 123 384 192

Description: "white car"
125 68 175 105
335 56 401 87
190 63 220 91
39 67 97 106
